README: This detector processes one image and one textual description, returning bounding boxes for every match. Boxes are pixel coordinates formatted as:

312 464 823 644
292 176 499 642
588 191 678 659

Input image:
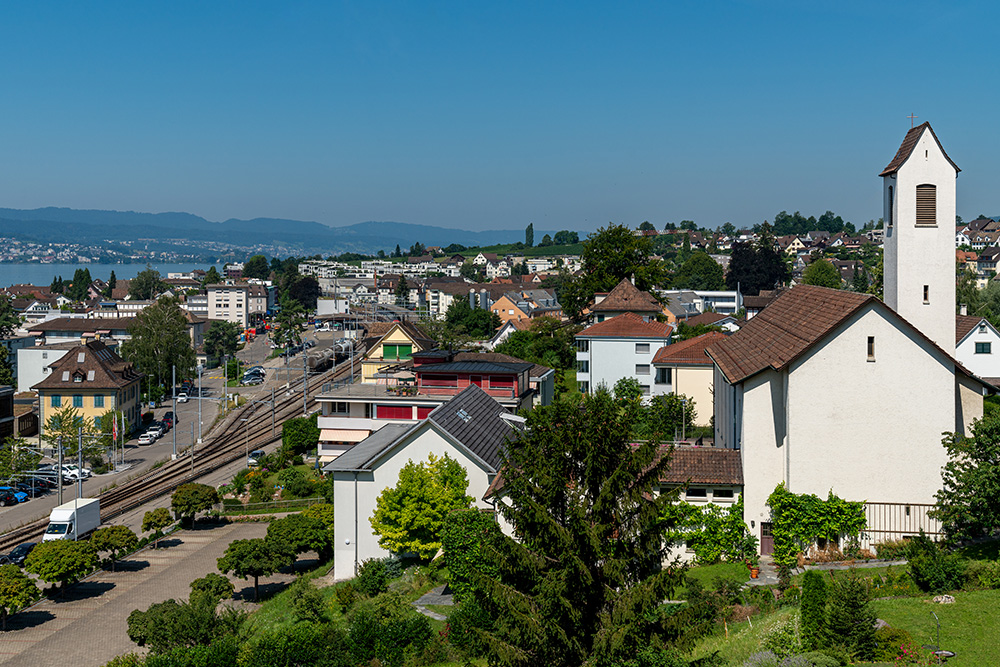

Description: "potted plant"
748 553 760 579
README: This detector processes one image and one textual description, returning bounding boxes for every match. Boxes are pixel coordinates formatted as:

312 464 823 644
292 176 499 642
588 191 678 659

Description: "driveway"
0 522 311 666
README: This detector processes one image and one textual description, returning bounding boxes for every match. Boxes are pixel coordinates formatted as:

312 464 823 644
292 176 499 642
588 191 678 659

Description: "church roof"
591 278 663 313
706 285 988 388
880 122 961 177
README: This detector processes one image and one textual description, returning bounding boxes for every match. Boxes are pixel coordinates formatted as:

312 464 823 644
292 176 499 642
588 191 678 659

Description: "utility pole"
303 347 308 415
172 364 177 459
77 427 83 499
271 387 276 436
57 436 63 506
197 365 203 444
191 422 195 474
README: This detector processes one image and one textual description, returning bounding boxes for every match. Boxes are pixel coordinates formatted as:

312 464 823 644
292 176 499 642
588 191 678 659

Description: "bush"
872 627 917 663
795 651 843 667
441 509 501 602
826 577 876 660
447 597 494 656
872 539 911 561
800 571 826 651
239 623 352 667
356 558 388 597
347 592 432 667
144 636 240 666
907 534 966 593
289 577 326 623
963 559 1000 590
334 581 358 613
761 614 801 659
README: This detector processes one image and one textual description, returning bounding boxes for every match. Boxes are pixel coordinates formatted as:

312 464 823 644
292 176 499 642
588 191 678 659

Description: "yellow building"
360 322 435 383
33 340 144 436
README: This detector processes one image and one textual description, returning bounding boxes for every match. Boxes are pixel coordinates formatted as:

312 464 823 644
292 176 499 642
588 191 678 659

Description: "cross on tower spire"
907 113 918 128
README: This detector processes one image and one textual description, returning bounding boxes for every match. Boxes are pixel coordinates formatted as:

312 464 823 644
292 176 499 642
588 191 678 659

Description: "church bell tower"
881 122 959 352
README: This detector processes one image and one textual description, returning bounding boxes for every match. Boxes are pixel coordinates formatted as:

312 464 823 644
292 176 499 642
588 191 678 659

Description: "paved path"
412 585 453 620
0 522 284 666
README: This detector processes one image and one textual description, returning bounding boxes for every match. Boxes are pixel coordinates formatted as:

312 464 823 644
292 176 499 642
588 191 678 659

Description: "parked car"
0 489 17 507
163 411 175 428
145 423 165 439
60 464 92 480
176 393 189 403
0 487 28 503
247 450 266 467
137 432 156 445
15 482 44 498
25 476 56 490
4 542 36 565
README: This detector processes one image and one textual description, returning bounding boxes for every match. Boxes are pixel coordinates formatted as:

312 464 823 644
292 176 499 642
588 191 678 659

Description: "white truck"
43 498 101 541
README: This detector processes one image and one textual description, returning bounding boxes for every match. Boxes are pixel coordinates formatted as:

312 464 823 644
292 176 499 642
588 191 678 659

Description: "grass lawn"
960 539 1000 561
687 605 798 665
245 558 338 633
677 561 750 598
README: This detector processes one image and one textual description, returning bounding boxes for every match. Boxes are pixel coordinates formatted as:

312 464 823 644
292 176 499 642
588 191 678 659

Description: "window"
980 323 988 334
640 384 650 396
94 395 104 408
51 395 61 408
575 360 589 373
714 489 734 499
887 185 894 227
686 488 707 499
923 285 929 304
867 336 876 361
976 342 992 354
915 184 936 225
655 368 672 385
635 343 650 354
578 381 590 393
376 404 412 420
635 364 650 376
421 374 458 387
576 339 589 353
490 376 514 389
73 395 83 407
417 406 434 419
328 401 349 415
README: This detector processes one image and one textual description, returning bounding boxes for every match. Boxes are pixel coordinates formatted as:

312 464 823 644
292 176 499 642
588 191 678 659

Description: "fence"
863 501 941 545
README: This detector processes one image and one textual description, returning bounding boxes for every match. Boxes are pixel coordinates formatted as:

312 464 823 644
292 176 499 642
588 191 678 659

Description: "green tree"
444 298 501 340
464 389 685 666
42 404 100 460
538 233 553 246
95 409 130 454
494 316 578 371
203 265 222 285
932 410 1000 543
217 538 290 601
171 483 219 527
0 294 19 339
851 262 868 293
726 222 791 295
120 297 196 389
0 564 39 630
24 540 97 594
65 268 93 301
91 525 138 572
142 507 174 548
273 301 305 350
525 223 534 247
301 502 336 529
674 320 724 341
826 577 876 660
243 254 270 280
190 572 234 606
104 270 117 298
128 265 166 300
721 222 737 237
0 438 41 483
281 415 320 459
266 513 333 561
638 221 655 232
672 251 724 290
370 453 474 560
126 598 219 653
802 258 842 289
956 267 982 316
394 276 409 307
800 570 827 650
203 320 241 363
289 577 326 623
441 509 501 602
583 223 666 293
50 275 64 294
285 275 321 310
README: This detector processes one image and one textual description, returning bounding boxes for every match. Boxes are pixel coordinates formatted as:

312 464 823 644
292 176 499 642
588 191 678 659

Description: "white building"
324 386 512 580
575 313 673 398
955 315 1000 385
206 284 250 327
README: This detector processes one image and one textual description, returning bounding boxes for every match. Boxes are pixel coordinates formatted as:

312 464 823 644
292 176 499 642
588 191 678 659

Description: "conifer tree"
827 576 876 660
800 570 827 650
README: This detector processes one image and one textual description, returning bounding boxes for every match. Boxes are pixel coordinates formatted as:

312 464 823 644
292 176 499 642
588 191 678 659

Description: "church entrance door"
760 522 774 555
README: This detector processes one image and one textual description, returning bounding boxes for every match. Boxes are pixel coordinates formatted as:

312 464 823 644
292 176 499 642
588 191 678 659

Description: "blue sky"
0 1 995 232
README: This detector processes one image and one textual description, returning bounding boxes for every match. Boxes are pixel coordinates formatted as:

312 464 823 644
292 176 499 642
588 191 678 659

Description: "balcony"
419 385 516 400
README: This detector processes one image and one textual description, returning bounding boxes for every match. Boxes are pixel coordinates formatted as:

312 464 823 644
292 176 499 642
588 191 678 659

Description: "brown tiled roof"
28 317 135 333
652 331 728 365
591 279 663 313
578 312 673 339
706 286 874 384
880 122 960 176
684 311 731 327
742 288 785 309
956 314 987 343
31 340 143 391
660 446 743 485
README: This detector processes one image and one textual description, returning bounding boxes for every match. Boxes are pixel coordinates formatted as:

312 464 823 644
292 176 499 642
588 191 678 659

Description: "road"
0 330 334 538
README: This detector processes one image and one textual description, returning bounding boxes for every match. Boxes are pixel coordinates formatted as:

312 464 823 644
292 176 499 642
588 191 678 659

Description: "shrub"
334 581 358 613
800 571 827 651
907 533 966 593
741 652 779 667
872 539 911 561
239 623 352 667
347 592 432 667
826 577 876 660
795 651 843 667
441 509 501 602
761 614 801 659
356 558 388 597
872 627 917 663
447 597 494 656
963 559 1000 590
289 577 326 623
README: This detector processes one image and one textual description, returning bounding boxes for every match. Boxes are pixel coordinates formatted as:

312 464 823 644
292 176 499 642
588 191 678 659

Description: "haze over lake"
0 263 220 288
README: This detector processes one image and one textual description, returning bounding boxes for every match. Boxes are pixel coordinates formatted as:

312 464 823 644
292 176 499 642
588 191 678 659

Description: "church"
706 123 991 552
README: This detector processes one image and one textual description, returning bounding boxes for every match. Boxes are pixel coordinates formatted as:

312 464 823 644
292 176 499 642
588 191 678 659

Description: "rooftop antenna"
908 113 918 128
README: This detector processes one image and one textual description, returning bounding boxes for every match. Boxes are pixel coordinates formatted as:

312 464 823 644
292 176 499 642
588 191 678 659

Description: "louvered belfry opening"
915 184 936 225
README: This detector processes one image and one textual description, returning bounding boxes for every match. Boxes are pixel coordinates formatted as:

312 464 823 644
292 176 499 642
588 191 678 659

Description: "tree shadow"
4 610 56 630
149 538 183 549
111 559 150 573
282 556 320 575
234 580 288 602
50 581 115 603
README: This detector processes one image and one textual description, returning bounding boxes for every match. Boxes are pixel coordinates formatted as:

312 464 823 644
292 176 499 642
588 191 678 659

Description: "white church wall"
785 305 953 511
956 373 985 435
739 369 787 539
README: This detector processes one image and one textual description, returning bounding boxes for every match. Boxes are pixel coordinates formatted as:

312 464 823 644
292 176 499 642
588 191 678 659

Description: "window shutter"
915 184 936 225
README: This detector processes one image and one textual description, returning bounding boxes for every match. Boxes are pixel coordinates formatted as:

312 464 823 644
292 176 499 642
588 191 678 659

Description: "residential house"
0 335 36 384
489 289 562 324
484 319 533 350
324 385 514 580
17 340 119 394
575 312 673 398
206 284 250 327
681 311 740 333
956 315 1000 386
33 340 144 436
360 321 436 383
650 332 727 427
590 279 664 323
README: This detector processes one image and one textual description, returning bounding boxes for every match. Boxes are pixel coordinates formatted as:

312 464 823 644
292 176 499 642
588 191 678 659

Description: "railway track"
0 354 359 553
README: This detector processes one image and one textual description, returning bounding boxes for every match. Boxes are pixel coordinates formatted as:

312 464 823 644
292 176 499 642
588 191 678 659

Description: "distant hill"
0 207 563 254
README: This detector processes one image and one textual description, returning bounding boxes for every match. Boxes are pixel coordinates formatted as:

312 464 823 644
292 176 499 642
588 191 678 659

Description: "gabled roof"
28 317 135 333
684 311 733 328
880 122 960 177
660 446 743 486
652 331 728 366
591 278 663 313
707 285 987 387
956 314 995 344
453 351 553 381
578 312 673 339
323 385 513 473
31 340 143 391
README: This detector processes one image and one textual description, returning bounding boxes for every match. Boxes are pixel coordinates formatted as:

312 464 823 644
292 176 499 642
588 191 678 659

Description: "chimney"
960 304 968 316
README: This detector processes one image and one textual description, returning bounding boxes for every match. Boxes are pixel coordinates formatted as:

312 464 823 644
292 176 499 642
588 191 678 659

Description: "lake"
0 262 221 288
